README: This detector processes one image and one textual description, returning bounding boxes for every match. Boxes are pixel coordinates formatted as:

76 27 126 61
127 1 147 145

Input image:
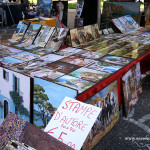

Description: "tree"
34 84 56 127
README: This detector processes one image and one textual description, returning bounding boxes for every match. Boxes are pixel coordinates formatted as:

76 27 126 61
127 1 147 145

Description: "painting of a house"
0 67 31 125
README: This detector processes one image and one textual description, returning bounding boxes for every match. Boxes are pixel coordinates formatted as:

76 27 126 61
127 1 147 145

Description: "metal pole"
97 0 101 29
6 2 15 25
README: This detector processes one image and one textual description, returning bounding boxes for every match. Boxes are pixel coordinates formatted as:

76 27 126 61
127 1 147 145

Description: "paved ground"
0 24 150 150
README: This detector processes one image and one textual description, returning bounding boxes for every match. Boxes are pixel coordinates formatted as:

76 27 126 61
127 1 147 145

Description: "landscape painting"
33 77 77 128
82 80 119 150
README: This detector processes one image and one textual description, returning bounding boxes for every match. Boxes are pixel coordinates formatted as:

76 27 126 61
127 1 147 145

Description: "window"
4 100 8 118
3 69 9 81
13 74 20 94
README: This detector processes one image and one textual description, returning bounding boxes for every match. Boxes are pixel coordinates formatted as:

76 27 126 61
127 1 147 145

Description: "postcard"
86 60 123 73
84 45 98 51
11 21 30 41
60 55 94 66
44 61 80 74
84 25 94 41
70 28 80 47
69 67 110 83
34 26 55 47
55 75 95 93
21 23 42 44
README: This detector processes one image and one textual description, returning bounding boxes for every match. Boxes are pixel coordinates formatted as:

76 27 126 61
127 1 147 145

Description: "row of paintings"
2 21 69 51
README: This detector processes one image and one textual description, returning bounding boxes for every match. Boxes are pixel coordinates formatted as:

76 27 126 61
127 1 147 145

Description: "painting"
21 23 42 44
29 67 64 80
82 80 119 150
74 50 105 59
55 75 95 93
10 52 40 61
100 55 133 66
101 2 141 24
69 67 110 83
122 63 142 116
45 27 69 50
51 1 68 28
84 25 94 41
0 67 31 126
36 0 52 17
70 28 80 47
91 24 100 39
33 77 77 128
11 21 30 41
44 61 80 74
77 27 87 44
111 18 127 34
55 47 82 57
145 3 150 27
33 26 55 47
60 55 94 66
86 60 123 73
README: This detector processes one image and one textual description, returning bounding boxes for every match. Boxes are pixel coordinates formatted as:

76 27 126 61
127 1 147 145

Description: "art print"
82 80 119 149
36 0 52 17
33 77 77 128
21 23 42 44
70 28 80 47
91 24 100 39
0 56 25 67
44 61 80 74
100 55 133 66
60 55 94 66
33 26 55 47
11 21 29 41
77 27 87 44
55 75 95 93
29 67 64 80
84 25 94 41
0 67 31 125
69 67 110 83
86 60 122 73
111 18 127 34
51 1 68 28
11 52 40 61
46 27 69 50
55 47 82 56
122 63 142 116
74 50 105 59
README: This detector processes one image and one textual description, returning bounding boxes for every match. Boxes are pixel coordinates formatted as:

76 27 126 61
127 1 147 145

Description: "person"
54 1 66 28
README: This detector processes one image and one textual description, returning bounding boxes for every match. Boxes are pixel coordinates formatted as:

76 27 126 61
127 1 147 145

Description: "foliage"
10 91 29 116
34 84 56 127
68 2 77 9
0 101 3 108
